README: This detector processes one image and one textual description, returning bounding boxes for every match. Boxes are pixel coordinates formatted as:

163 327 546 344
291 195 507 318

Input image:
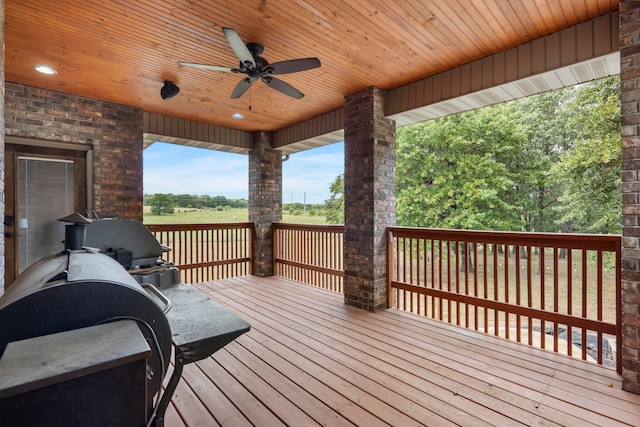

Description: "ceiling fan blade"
222 27 256 69
230 77 255 99
266 58 321 75
262 77 304 99
177 62 239 73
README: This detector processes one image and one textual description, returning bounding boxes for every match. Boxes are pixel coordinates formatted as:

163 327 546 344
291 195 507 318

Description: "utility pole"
304 191 306 211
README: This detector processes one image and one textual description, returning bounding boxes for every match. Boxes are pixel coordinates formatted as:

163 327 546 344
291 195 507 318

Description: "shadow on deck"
165 275 640 426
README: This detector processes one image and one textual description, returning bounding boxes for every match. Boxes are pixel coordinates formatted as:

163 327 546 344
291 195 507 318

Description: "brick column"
249 131 282 277
343 87 396 312
620 0 640 394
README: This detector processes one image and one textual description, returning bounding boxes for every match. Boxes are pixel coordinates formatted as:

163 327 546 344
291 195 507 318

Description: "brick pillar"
343 87 396 312
249 131 282 277
621 0 640 394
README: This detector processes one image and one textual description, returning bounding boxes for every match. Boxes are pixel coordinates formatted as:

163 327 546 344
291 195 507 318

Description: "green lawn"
143 207 328 225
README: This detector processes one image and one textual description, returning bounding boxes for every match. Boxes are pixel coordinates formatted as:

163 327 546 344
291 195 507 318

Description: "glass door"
17 157 76 273
4 143 87 286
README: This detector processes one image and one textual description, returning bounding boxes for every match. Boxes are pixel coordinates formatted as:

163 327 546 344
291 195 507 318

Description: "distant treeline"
143 193 248 209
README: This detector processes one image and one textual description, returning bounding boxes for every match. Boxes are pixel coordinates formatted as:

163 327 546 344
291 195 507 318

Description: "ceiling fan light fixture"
160 80 180 100
33 64 57 75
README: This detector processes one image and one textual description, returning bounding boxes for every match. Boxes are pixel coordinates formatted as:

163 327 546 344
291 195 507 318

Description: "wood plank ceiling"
5 0 618 134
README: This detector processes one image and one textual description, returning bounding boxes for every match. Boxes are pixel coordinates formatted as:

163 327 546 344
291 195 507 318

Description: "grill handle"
142 283 172 315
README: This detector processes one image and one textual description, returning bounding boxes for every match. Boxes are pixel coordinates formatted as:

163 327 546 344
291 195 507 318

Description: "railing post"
616 235 622 374
272 223 279 277
387 228 394 309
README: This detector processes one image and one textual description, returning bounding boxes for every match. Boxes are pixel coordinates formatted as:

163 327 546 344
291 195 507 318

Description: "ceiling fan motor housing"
246 42 264 57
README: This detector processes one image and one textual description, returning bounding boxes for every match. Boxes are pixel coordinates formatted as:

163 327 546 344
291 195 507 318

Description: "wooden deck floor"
164 275 640 427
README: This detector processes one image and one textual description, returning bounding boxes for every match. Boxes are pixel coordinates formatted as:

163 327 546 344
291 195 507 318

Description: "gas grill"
0 215 250 426
84 217 180 288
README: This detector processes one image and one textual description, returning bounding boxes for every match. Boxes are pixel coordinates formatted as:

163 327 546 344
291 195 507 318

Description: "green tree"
149 193 175 215
552 77 621 234
324 174 344 224
512 89 572 232
396 75 621 235
396 106 526 230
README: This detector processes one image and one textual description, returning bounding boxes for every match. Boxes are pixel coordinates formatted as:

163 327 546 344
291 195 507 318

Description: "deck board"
167 275 640 427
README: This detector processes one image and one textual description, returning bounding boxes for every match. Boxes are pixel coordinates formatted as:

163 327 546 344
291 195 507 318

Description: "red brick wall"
4 83 143 220
620 0 640 394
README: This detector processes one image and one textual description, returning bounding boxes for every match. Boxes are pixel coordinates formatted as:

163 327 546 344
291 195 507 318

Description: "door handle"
4 232 13 238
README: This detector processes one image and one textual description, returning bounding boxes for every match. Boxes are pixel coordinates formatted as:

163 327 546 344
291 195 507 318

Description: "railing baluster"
455 240 460 326
505 244 509 340
527 245 533 346
582 249 588 361
464 241 470 328
553 247 559 353
597 250 603 365
484 243 488 334
493 244 499 336
473 242 479 331
515 245 521 343
567 248 573 358
540 246 545 349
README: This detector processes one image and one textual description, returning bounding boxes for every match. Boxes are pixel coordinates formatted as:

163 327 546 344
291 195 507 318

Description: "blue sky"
143 141 344 205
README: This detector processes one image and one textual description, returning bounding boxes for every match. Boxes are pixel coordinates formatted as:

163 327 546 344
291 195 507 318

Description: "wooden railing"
386 227 622 371
273 223 344 293
145 221 622 370
146 222 253 283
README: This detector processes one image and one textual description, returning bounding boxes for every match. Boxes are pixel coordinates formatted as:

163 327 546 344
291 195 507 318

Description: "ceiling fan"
178 27 321 99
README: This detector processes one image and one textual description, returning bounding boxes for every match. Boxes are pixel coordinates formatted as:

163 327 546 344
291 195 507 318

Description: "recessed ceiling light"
33 65 57 75
232 113 244 119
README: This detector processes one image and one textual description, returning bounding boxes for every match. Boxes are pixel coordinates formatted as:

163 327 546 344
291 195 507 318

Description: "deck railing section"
146 222 253 283
273 223 344 293
386 227 622 371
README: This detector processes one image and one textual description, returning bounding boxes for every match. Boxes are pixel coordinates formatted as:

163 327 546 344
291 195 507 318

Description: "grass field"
143 207 328 225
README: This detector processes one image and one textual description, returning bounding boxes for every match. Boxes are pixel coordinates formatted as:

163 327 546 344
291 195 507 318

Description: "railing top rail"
146 222 254 232
387 226 621 251
273 222 345 233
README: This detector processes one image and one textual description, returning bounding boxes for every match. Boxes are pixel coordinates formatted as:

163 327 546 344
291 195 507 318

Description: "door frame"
5 139 90 286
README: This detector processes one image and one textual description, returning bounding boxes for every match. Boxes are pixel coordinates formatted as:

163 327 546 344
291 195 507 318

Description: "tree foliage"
397 105 528 230
324 174 344 224
144 193 248 210
149 193 175 215
552 78 621 233
395 76 621 234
